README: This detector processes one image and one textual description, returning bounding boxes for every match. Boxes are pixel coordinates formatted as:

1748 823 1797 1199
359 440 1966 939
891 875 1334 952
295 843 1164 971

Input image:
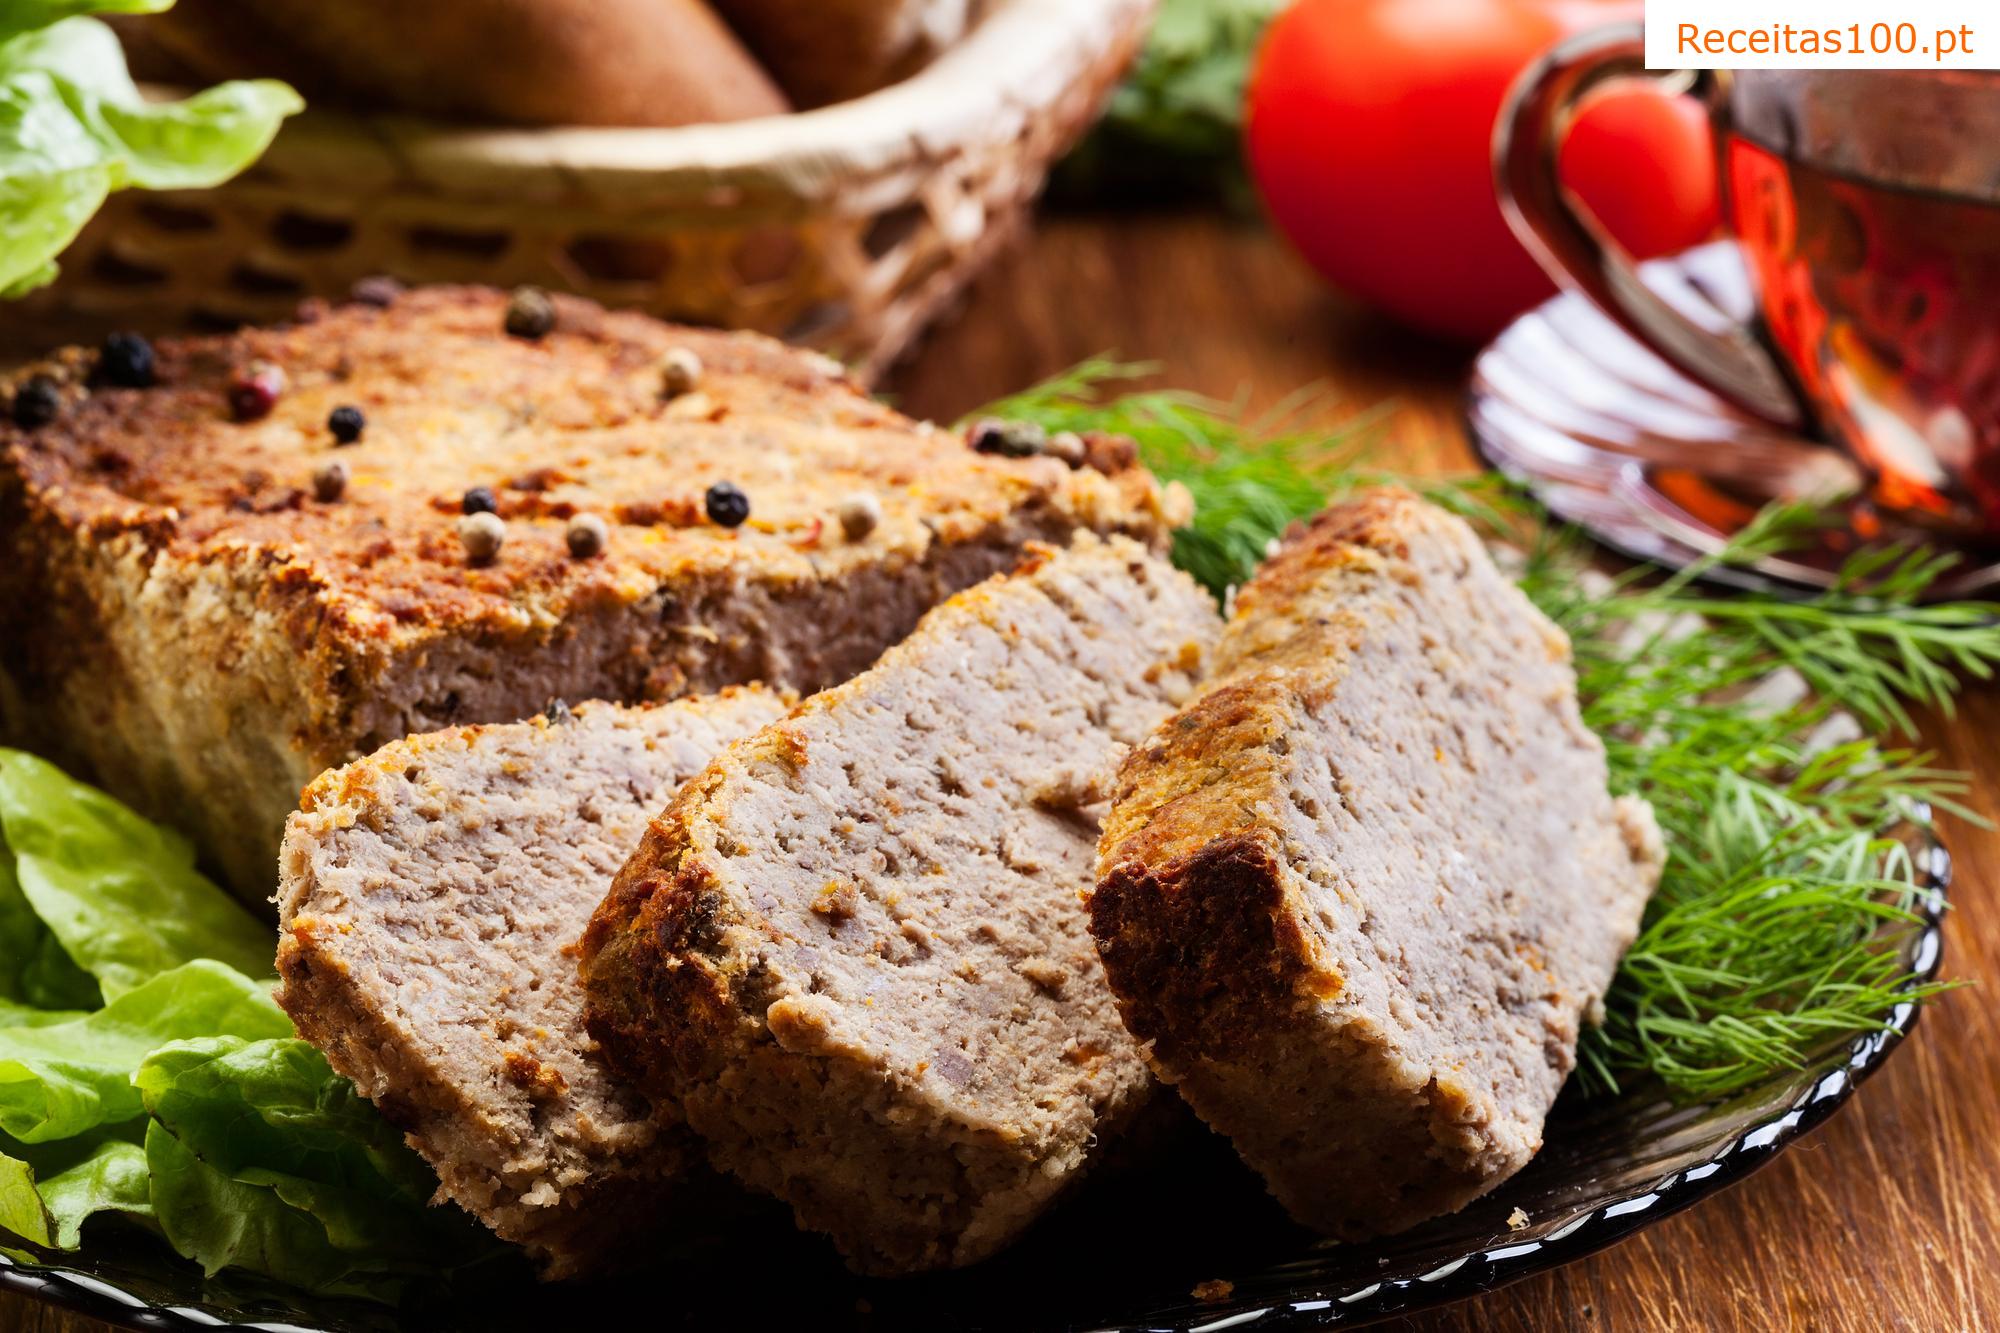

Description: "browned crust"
0 285 1177 668
1091 832 1499 1238
1095 488 1459 877
1091 830 1329 1068
575 786 740 1108
1 288 1186 896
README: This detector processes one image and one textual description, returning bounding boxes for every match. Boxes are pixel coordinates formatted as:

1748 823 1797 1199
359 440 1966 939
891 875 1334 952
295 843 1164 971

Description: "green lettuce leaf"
0 750 489 1297
0 1121 154 1250
0 960 288 1143
95 80 303 190
0 8 300 295
9 19 299 190
35 1132 152 1247
0 844 99 1012
145 1120 375 1292
0 750 278 1000
0 1152 50 1247
138 1039 435 1208
140 1041 492 1294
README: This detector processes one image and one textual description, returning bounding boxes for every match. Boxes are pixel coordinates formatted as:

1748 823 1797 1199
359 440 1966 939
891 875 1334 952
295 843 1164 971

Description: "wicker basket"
10 0 1154 383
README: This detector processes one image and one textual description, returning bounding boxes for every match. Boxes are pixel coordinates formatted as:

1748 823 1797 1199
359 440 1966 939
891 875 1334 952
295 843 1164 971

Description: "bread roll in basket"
16 0 1154 382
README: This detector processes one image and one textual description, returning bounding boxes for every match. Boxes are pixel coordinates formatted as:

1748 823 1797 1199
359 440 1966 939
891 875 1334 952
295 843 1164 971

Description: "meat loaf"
0 286 1184 898
275 689 788 1276
1091 490 1663 1238
578 534 1222 1274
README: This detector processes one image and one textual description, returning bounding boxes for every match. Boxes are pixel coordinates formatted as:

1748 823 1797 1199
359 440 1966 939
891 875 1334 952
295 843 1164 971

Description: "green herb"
0 750 492 1294
1525 516 1994 1096
1 0 301 297
993 364 1999 1099
1056 0 1282 205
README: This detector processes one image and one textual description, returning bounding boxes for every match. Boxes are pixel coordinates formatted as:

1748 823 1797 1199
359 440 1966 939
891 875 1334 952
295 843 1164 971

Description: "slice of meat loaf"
275 689 788 1277
0 286 1185 899
578 535 1223 1274
1091 489 1664 1239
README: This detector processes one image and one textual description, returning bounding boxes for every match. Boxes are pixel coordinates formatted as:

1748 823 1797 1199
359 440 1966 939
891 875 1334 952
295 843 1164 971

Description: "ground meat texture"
275 690 788 1277
0 286 1188 901
578 535 1223 1275
1091 490 1664 1240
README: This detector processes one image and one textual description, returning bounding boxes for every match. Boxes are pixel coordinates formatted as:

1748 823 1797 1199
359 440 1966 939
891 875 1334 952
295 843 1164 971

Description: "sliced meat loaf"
275 689 788 1277
0 286 1185 899
1091 489 1664 1238
578 535 1223 1274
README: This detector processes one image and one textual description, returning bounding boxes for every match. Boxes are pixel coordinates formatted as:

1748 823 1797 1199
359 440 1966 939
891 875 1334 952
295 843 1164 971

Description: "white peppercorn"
459 510 506 562
836 492 882 541
661 347 703 397
311 458 349 502
567 512 609 558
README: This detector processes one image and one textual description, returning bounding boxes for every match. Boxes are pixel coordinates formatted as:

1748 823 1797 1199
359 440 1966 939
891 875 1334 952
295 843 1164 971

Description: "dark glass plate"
0 829 1949 1333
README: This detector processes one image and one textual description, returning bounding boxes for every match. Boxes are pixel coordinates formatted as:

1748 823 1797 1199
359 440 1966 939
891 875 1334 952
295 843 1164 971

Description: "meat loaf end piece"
1091 490 1663 1238
578 535 1223 1274
276 689 788 1277
0 286 1186 898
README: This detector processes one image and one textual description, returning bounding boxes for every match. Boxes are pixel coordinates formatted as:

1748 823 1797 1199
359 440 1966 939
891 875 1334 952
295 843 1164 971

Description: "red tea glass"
1497 28 2000 543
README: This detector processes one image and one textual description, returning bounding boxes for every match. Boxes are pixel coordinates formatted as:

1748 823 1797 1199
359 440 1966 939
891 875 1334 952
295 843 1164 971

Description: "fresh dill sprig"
989 362 2000 1102
1549 579 1974 1095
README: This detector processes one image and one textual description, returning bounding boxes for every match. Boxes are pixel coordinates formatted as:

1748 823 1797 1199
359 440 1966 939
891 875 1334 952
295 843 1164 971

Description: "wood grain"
5 211 1995 1333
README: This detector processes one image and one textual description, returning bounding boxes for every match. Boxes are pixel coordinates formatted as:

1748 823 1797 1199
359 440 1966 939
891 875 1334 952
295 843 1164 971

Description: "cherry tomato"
1246 0 1716 343
1562 82 1718 261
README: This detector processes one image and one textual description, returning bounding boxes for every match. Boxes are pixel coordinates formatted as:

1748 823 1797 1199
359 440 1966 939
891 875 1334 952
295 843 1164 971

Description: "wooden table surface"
6 212 1997 1332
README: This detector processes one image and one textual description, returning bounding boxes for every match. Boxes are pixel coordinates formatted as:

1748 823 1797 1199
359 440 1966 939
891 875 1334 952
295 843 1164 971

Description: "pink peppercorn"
229 361 287 422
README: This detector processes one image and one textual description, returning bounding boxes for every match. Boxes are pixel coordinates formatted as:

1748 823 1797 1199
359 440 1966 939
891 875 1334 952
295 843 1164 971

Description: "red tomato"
1246 0 1717 343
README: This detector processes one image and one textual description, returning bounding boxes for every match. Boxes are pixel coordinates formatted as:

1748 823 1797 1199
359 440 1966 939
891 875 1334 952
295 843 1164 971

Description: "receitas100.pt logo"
1646 0 1995 67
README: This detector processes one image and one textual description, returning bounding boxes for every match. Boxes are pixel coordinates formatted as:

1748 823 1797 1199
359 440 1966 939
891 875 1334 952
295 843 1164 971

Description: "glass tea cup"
1496 27 2000 543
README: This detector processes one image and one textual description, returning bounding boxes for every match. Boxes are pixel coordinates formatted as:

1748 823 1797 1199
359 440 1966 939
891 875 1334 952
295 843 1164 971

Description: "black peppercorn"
968 417 1048 458
504 286 556 340
10 376 60 429
98 331 156 389
461 485 498 515
705 481 750 528
327 404 366 445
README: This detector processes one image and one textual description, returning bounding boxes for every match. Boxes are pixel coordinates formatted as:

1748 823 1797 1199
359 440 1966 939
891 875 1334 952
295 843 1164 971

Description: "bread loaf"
125 0 790 127
709 0 972 107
